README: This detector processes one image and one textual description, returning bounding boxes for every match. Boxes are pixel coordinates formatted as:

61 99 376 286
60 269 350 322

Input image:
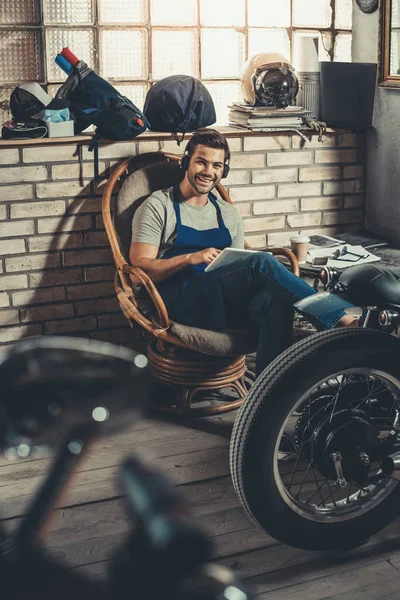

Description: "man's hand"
188 247 222 266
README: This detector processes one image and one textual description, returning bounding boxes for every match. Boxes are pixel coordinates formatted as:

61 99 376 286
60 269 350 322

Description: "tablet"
205 247 264 273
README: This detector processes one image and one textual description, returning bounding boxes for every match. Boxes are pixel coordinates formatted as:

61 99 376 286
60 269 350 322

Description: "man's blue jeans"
163 253 345 375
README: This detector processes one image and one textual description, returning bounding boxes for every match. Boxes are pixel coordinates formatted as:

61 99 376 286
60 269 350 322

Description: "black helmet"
241 52 299 108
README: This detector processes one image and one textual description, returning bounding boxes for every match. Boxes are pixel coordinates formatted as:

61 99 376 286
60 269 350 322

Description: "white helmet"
241 52 299 107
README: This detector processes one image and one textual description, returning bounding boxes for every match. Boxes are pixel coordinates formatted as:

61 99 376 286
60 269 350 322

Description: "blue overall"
155 185 346 374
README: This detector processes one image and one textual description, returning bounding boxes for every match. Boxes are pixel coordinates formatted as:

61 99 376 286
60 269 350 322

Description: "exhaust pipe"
381 452 400 480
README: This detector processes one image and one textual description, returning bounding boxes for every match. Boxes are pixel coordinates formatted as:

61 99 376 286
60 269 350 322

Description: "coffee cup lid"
290 235 310 243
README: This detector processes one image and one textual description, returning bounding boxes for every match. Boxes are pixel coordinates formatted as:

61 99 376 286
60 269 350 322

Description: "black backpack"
143 75 216 143
57 63 149 141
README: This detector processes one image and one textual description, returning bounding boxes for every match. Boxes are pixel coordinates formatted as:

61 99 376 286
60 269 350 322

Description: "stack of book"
228 103 311 131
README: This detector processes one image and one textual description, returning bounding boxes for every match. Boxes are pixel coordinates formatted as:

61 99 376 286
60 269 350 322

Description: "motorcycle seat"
339 264 400 306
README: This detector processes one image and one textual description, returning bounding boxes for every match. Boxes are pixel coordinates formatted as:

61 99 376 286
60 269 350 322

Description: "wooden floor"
1 408 400 599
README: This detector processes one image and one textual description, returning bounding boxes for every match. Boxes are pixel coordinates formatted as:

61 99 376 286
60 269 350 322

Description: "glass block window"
0 0 353 125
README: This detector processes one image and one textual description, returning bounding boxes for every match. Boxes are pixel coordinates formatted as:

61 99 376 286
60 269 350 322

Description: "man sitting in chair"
129 128 356 376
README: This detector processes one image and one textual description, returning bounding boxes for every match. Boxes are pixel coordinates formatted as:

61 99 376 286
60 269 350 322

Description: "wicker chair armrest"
121 263 170 329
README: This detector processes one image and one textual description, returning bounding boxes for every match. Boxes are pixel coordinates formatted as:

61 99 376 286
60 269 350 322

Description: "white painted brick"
267 151 313 167
63 249 112 267
76 297 119 315
12 287 66 306
0 221 35 238
36 181 90 198
0 293 9 308
267 231 294 248
21 303 74 323
229 185 275 201
51 162 106 180
23 145 79 163
245 233 268 249
230 154 265 169
224 170 250 185
253 199 298 215
67 281 115 300
0 166 48 184
28 234 82 253
0 274 28 291
38 215 92 234
0 149 19 164
11 201 65 219
292 135 336 149
299 166 341 181
84 231 109 246
0 239 25 255
343 165 364 179
287 213 322 228
315 149 357 163
82 142 137 160
30 268 83 288
235 203 252 217
0 206 6 220
344 195 365 209
6 253 60 273
243 215 285 232
252 168 298 184
2 185 34 201
225 138 242 152
85 265 115 282
67 198 102 214
322 210 364 226
243 136 290 151
45 316 97 335
0 324 42 343
159 140 184 154
323 180 364 195
278 182 321 198
138 141 161 153
0 309 19 327
338 134 357 147
301 197 342 211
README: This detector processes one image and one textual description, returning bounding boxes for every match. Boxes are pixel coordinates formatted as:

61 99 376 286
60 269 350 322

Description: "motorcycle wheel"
230 328 400 550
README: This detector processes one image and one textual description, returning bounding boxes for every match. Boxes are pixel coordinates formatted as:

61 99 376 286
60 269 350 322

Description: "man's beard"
187 171 217 194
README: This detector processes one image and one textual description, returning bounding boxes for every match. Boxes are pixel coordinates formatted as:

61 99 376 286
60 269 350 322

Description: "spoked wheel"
230 328 400 550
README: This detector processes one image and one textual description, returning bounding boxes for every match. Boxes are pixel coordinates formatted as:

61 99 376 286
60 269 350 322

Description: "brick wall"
0 130 365 351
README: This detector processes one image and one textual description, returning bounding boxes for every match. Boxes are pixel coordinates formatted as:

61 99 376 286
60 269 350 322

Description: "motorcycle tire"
230 328 400 550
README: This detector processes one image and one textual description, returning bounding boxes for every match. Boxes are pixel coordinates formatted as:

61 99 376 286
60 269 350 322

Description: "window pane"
0 0 40 24
292 31 331 70
46 28 95 81
152 30 198 79
150 0 197 26
334 33 352 62
293 0 331 28
98 0 147 24
335 0 352 30
113 83 148 109
248 0 290 27
201 29 245 78
200 0 245 27
100 29 147 79
248 29 290 61
44 0 92 24
0 30 43 82
204 81 242 125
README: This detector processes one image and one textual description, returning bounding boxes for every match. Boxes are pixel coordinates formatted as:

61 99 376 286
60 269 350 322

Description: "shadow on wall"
12 157 146 352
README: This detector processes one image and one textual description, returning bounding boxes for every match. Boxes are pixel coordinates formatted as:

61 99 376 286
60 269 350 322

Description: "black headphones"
180 149 231 179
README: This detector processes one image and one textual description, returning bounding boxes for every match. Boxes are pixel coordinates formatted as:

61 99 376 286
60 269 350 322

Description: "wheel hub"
299 407 381 486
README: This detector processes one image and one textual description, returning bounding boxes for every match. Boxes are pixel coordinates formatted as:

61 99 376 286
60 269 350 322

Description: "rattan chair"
102 152 299 416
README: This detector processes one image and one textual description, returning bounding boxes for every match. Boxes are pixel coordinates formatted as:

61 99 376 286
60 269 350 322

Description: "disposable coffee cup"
290 235 310 263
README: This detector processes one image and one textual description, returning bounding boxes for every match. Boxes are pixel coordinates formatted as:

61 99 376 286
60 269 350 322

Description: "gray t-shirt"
131 187 244 257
